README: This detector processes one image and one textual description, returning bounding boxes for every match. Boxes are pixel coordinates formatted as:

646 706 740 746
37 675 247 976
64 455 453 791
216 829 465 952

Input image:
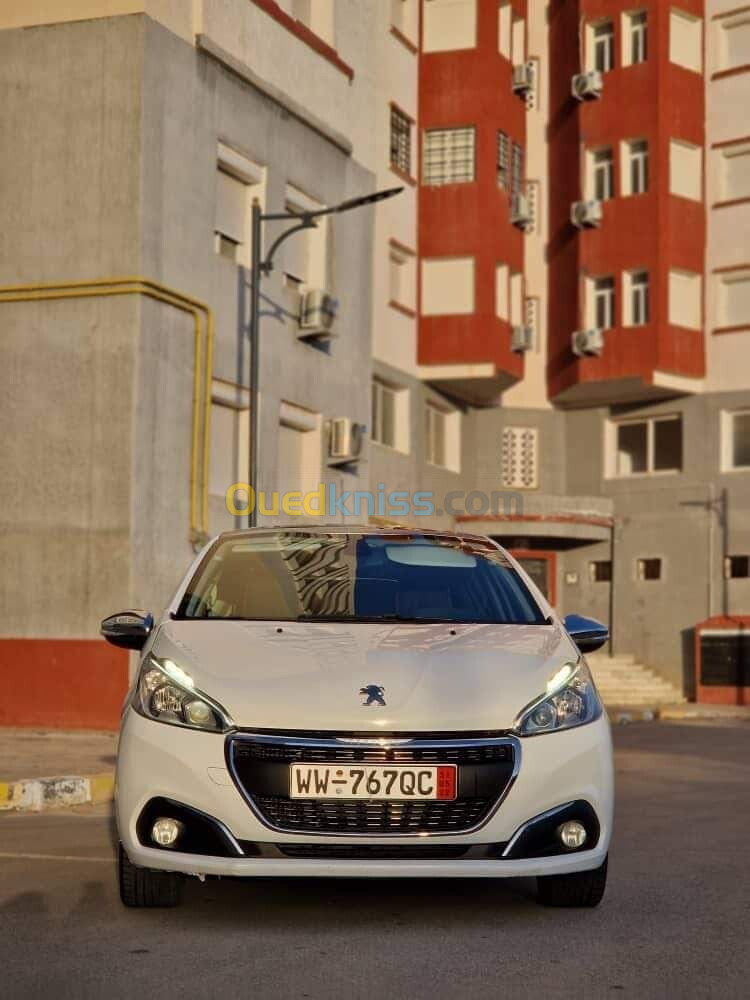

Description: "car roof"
217 524 498 546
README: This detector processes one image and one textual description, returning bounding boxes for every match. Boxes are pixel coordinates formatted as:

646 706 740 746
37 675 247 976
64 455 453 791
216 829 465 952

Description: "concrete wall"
0 12 376 641
0 17 146 636
565 391 750 687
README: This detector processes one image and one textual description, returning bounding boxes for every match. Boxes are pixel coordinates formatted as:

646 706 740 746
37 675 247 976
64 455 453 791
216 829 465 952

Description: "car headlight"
514 660 602 736
133 656 233 732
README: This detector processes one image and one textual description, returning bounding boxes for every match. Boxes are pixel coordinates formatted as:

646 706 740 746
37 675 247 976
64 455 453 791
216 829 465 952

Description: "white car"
103 526 613 909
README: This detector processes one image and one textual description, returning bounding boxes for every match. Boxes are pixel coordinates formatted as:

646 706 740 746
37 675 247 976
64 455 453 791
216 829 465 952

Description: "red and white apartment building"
374 0 750 703
1 0 748 727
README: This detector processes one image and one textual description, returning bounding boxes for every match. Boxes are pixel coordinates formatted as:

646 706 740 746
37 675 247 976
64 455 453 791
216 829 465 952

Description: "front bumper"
116 708 614 878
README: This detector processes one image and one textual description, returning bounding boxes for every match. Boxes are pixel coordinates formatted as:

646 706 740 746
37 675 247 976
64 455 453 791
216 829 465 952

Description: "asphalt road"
1 721 748 1000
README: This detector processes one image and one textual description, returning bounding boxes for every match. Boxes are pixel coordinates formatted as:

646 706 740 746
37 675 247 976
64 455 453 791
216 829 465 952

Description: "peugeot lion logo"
360 684 386 707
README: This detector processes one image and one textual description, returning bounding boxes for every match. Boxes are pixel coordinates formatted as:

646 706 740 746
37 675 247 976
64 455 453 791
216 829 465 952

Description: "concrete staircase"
587 653 686 708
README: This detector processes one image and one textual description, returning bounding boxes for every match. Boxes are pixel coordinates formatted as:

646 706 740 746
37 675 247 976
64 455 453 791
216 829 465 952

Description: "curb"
0 772 114 813
608 705 750 724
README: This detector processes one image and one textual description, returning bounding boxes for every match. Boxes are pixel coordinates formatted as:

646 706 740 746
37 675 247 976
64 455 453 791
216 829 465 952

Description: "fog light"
151 817 183 847
557 820 587 850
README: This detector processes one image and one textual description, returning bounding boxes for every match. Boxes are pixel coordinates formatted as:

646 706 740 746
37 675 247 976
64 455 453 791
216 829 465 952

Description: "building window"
624 139 649 195
627 11 648 65
389 244 416 312
716 269 750 331
497 131 509 188
670 140 702 202
292 0 335 45
425 403 447 467
215 170 248 263
637 558 662 581
590 560 612 583
613 415 683 477
390 107 412 176
726 555 750 579
593 20 615 72
594 277 616 330
210 402 249 500
501 427 539 489
495 263 509 319
717 11 750 72
670 9 702 72
718 143 750 203
668 269 702 330
421 257 475 315
423 127 475 186
511 141 524 198
209 378 250 510
498 2 511 59
625 270 650 326
592 147 614 200
372 379 403 450
722 410 750 471
425 402 460 470
423 0 477 53
284 185 328 289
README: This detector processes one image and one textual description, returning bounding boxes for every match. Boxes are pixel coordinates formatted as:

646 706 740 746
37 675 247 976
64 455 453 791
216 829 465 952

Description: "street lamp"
246 185 403 527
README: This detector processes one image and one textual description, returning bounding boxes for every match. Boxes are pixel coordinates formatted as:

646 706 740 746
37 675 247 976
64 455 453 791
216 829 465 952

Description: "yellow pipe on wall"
0 277 215 546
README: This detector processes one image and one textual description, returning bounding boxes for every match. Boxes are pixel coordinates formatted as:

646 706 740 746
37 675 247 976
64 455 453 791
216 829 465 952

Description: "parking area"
0 720 748 999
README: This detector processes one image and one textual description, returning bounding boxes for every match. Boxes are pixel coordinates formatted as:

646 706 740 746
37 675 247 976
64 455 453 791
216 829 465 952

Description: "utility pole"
246 186 403 527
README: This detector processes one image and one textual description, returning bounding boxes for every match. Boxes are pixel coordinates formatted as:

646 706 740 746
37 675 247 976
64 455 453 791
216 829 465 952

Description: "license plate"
289 764 457 801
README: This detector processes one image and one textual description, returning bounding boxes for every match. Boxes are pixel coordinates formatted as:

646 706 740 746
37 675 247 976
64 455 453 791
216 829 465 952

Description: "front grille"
276 843 470 860
227 733 517 836
234 741 512 765
254 796 492 834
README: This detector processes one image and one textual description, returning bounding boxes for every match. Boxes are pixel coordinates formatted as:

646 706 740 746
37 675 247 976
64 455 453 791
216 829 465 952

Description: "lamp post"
246 186 402 527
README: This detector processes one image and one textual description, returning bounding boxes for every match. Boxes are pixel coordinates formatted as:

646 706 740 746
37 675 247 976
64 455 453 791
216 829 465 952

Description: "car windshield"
175 531 547 625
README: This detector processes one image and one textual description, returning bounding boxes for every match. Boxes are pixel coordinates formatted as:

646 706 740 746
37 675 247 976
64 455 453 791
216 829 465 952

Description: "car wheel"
118 843 182 908
536 855 608 908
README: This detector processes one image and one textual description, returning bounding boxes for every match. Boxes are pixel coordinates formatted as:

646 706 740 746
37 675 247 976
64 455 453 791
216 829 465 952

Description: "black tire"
536 855 608 908
118 843 182 908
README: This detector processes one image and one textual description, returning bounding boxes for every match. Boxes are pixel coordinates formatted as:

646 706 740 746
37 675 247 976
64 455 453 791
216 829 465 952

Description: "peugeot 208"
103 527 613 908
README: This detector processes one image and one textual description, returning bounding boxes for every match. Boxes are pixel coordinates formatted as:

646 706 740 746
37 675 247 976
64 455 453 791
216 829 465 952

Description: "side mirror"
563 613 609 654
101 610 154 650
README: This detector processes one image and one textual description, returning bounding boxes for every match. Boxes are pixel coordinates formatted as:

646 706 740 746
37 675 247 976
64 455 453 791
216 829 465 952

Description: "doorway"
510 549 557 607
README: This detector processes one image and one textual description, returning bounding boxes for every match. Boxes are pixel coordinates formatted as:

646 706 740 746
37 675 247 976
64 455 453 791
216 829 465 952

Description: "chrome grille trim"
225 731 521 838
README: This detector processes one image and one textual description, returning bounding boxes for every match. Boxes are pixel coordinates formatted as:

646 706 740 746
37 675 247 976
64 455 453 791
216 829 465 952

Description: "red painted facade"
418 0 525 388
1 639 129 730
547 0 705 402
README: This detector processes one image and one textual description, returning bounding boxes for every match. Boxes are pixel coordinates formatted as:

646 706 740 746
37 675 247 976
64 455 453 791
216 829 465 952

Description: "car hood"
151 619 578 732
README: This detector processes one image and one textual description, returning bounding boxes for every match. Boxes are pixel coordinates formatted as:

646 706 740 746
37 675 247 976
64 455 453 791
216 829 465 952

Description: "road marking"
0 851 114 863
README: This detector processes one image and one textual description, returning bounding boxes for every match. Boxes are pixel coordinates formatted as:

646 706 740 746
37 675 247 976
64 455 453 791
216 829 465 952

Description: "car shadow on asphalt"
178 874 542 927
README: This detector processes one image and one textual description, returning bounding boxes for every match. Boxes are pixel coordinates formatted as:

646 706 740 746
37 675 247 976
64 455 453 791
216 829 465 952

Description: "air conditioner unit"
511 325 534 353
298 287 339 338
571 70 603 101
571 199 603 229
511 61 534 95
571 328 605 357
510 194 532 229
328 417 364 465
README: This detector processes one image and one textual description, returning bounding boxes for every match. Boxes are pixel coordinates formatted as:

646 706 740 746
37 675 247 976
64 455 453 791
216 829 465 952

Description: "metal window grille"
423 127 475 186
390 108 412 175
511 142 524 198
501 427 538 489
497 131 509 188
